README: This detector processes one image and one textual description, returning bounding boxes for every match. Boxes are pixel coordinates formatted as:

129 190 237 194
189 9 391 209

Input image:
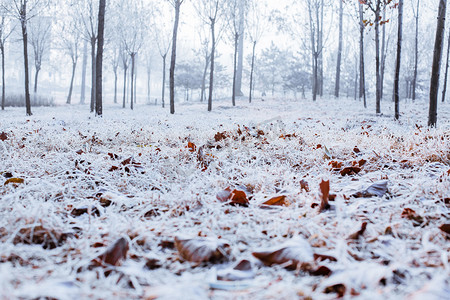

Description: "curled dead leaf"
262 195 288 206
4 178 25 185
401 208 424 226
175 237 230 263
347 222 368 240
340 166 361 176
352 181 388 198
92 237 129 267
439 224 450 235
319 180 331 212
0 132 7 141
216 188 249 207
217 259 255 281
13 225 68 249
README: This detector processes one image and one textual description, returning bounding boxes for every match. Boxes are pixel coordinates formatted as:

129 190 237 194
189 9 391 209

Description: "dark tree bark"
334 0 343 98
359 2 367 108
90 36 96 112
374 1 381 114
394 0 403 120
428 0 446 127
67 61 77 104
80 40 88 104
412 0 420 101
122 64 127 108
95 0 106 117
380 7 386 99
162 54 167 108
442 24 450 103
249 41 256 103
20 2 32 116
34 65 40 93
169 0 182 115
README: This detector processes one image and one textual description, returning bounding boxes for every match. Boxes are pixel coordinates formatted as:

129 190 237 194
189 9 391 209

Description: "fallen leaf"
313 253 338 262
319 180 330 212
93 237 129 266
13 225 68 249
217 259 255 281
214 132 228 142
324 284 346 298
71 206 100 217
401 208 424 225
300 179 310 192
4 178 25 185
310 265 332 276
252 239 314 270
0 132 7 141
187 141 197 152
352 181 388 198
175 237 230 263
216 188 249 207
439 224 450 234
347 222 368 240
340 166 361 176
262 195 288 206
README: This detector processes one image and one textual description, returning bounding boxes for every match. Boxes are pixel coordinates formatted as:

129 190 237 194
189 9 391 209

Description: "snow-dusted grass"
0 97 449 299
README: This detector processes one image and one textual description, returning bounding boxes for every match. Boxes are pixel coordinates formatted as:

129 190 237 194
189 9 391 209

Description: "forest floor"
0 96 449 299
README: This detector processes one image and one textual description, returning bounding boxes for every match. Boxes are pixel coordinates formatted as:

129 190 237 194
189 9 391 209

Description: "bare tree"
394 0 403 120
358 2 367 108
195 0 223 112
167 0 185 114
80 40 88 104
334 0 343 98
120 47 128 108
29 16 51 94
0 4 14 110
246 0 267 103
94 0 106 117
428 0 447 127
411 0 420 101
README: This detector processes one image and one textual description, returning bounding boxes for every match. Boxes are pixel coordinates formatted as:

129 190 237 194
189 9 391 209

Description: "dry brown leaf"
216 188 249 207
4 178 25 185
175 237 230 263
13 225 67 249
319 180 330 212
439 224 450 234
0 132 7 141
324 284 346 298
187 141 197 152
93 237 129 266
401 208 424 225
352 181 388 198
262 195 288 206
252 241 314 271
313 253 338 262
347 222 368 240
340 166 361 176
300 179 310 192
217 259 255 281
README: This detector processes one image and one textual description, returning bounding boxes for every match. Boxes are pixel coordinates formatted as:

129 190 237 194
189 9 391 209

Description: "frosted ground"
0 96 449 299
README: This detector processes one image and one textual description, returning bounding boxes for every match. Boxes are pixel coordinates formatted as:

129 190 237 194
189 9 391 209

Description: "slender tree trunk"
113 67 117 104
380 7 386 99
122 65 127 108
334 0 343 98
208 20 216 112
95 0 106 117
90 37 96 113
375 4 381 114
67 61 77 104
130 53 135 110
442 25 450 103
235 0 245 96
21 6 32 116
162 54 166 108
394 0 403 120
359 3 367 108
428 0 447 127
232 33 238 106
249 41 256 103
169 1 182 115
200 54 209 102
1 45 5 110
80 40 88 104
412 0 420 101
34 66 40 93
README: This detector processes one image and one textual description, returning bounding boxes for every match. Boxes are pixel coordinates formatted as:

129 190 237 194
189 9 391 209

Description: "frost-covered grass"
0 97 449 299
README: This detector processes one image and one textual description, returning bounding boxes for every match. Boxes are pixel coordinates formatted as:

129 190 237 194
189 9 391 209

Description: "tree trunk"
34 66 40 93
428 0 447 127
1 44 4 110
200 54 209 102
334 0 343 98
359 3 367 108
162 54 166 108
21 5 32 116
67 61 77 104
95 0 106 117
232 33 238 106
375 2 381 114
208 20 216 112
113 67 118 104
122 66 127 108
90 37 96 113
80 40 88 104
380 7 386 99
394 0 403 120
130 53 135 110
249 41 256 103
235 0 245 97
442 24 450 103
412 0 420 101
169 1 181 115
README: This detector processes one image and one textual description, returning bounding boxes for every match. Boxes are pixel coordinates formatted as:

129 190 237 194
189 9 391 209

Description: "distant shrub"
4 94 55 107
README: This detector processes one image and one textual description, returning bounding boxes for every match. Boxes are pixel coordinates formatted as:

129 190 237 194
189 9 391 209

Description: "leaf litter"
0 98 449 299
